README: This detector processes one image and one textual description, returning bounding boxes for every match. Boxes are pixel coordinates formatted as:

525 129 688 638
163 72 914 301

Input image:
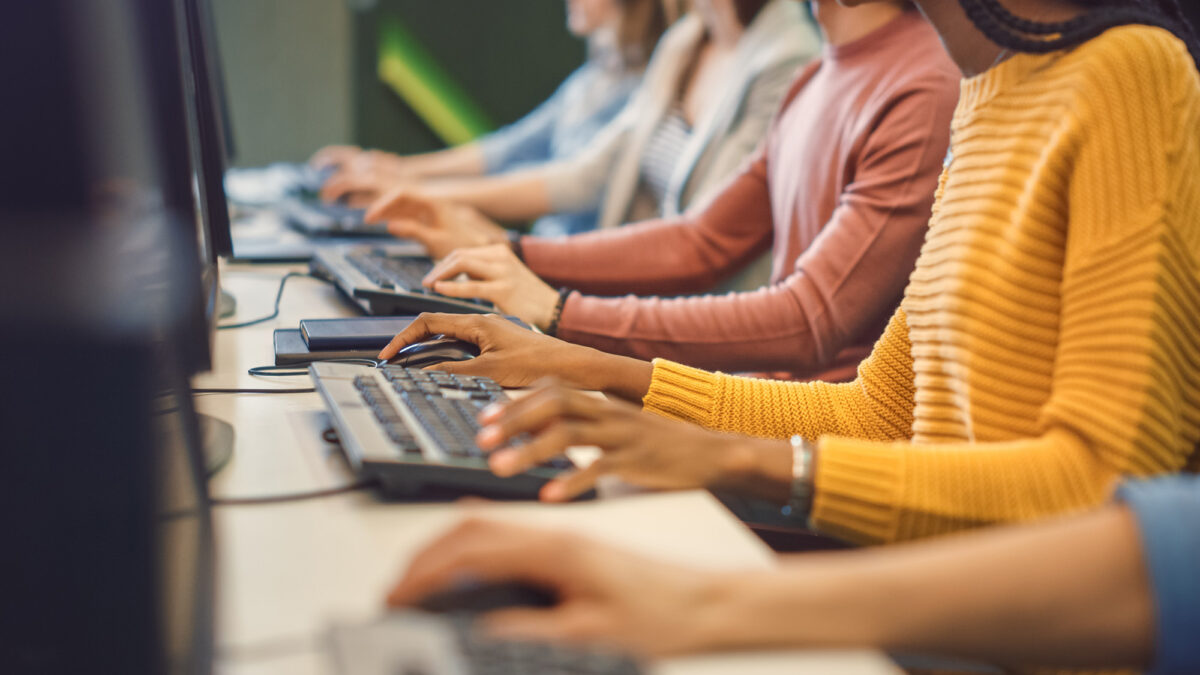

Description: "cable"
209 478 379 506
191 387 315 394
217 272 332 330
247 358 382 378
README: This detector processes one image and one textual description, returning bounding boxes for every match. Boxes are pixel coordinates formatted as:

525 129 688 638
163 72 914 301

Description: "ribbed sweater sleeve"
649 28 1200 545
643 308 916 441
523 150 775 297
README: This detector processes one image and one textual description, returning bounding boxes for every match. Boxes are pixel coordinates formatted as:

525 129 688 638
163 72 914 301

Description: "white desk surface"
201 261 899 675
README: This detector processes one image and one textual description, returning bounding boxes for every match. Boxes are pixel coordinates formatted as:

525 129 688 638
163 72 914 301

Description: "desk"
198 261 900 675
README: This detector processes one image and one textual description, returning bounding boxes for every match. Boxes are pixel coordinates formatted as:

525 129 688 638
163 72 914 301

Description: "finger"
423 252 501 286
386 519 574 608
487 421 584 477
481 606 597 645
385 218 433 245
479 381 606 429
379 312 479 359
431 279 502 301
366 191 432 223
475 384 575 449
540 461 608 502
319 177 353 203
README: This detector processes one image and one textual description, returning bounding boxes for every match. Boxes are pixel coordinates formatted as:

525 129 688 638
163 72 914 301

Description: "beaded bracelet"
545 287 573 337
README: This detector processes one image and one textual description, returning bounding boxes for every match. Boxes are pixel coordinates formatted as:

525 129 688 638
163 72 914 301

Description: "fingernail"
476 425 502 449
478 404 503 423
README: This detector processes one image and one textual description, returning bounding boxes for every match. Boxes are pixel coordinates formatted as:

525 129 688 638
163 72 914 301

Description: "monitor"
0 1 215 674
180 0 236 261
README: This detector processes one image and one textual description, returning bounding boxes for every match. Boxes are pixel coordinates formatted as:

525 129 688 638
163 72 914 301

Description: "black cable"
217 272 332 330
209 478 379 506
191 387 315 394
247 358 382 378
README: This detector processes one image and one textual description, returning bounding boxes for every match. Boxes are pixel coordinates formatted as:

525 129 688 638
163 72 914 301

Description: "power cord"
209 478 379 506
247 358 382 378
190 360 381 394
192 387 315 394
217 272 332 330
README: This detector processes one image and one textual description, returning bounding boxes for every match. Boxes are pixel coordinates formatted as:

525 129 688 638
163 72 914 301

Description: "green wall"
353 0 586 154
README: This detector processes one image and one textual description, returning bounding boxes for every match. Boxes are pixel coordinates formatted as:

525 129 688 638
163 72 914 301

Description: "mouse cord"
209 478 380 506
217 272 332 330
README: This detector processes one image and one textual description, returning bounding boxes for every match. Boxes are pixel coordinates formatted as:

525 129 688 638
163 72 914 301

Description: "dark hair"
731 0 771 27
958 0 1200 68
616 0 683 68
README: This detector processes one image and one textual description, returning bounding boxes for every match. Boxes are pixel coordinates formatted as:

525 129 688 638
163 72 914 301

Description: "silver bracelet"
784 434 815 519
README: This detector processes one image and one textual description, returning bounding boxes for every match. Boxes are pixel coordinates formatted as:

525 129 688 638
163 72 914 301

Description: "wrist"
712 438 793 504
534 286 569 333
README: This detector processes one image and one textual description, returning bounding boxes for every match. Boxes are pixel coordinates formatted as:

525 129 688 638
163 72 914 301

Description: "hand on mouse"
422 245 559 330
474 379 792 503
377 313 653 401
385 519 731 658
365 190 508 259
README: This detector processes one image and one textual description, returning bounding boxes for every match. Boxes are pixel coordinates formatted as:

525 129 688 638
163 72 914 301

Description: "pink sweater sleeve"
546 83 950 375
520 151 775 297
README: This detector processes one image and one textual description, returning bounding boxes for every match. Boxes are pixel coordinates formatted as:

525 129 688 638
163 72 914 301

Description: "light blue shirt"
1116 475 1200 674
477 60 640 237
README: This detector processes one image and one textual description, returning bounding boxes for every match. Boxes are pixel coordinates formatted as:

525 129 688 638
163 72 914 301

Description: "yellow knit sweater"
643 26 1200 545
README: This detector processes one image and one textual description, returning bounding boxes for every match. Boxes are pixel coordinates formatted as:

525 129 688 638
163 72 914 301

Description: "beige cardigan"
540 0 820 230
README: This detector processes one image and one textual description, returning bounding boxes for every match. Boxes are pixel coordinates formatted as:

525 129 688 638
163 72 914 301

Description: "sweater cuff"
810 437 905 545
642 359 720 427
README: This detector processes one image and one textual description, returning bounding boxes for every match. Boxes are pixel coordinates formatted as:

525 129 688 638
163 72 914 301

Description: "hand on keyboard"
385 518 726 660
421 244 560 330
474 378 774 502
364 190 509 259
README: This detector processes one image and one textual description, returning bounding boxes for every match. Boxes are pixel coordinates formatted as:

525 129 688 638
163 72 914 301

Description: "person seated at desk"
369 0 959 383
379 0 1200 546
313 0 678 238
386 474 1200 674
339 0 821 240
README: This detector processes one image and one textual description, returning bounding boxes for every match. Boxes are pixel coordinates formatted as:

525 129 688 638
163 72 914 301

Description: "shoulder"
1064 25 1199 117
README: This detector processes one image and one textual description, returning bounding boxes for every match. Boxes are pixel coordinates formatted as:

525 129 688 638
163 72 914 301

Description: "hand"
366 189 509 259
309 144 362 169
423 245 559 329
378 313 623 390
476 379 771 502
319 164 413 208
385 519 732 658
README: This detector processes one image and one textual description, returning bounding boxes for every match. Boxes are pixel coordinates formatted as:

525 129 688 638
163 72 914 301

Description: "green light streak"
377 16 493 145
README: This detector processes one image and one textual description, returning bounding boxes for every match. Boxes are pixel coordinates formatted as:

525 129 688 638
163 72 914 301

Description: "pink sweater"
522 12 959 381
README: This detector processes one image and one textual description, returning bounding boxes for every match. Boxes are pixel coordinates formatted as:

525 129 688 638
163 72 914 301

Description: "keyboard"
310 362 576 499
345 249 436 292
331 613 643 675
277 197 389 237
310 244 494 315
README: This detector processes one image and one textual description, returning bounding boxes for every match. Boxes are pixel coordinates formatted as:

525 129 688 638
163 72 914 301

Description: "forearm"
400 143 487 179
555 284 847 374
564 347 654 404
420 171 553 223
523 163 773 295
701 506 1151 669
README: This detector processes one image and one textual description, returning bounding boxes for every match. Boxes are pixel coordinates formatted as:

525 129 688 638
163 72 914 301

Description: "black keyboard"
354 366 570 470
346 250 436 291
447 616 643 675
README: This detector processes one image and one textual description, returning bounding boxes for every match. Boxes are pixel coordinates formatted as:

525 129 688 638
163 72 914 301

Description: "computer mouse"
389 335 480 368
415 581 558 615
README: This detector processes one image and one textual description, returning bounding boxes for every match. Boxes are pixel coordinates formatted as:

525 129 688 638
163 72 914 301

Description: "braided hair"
957 0 1200 68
